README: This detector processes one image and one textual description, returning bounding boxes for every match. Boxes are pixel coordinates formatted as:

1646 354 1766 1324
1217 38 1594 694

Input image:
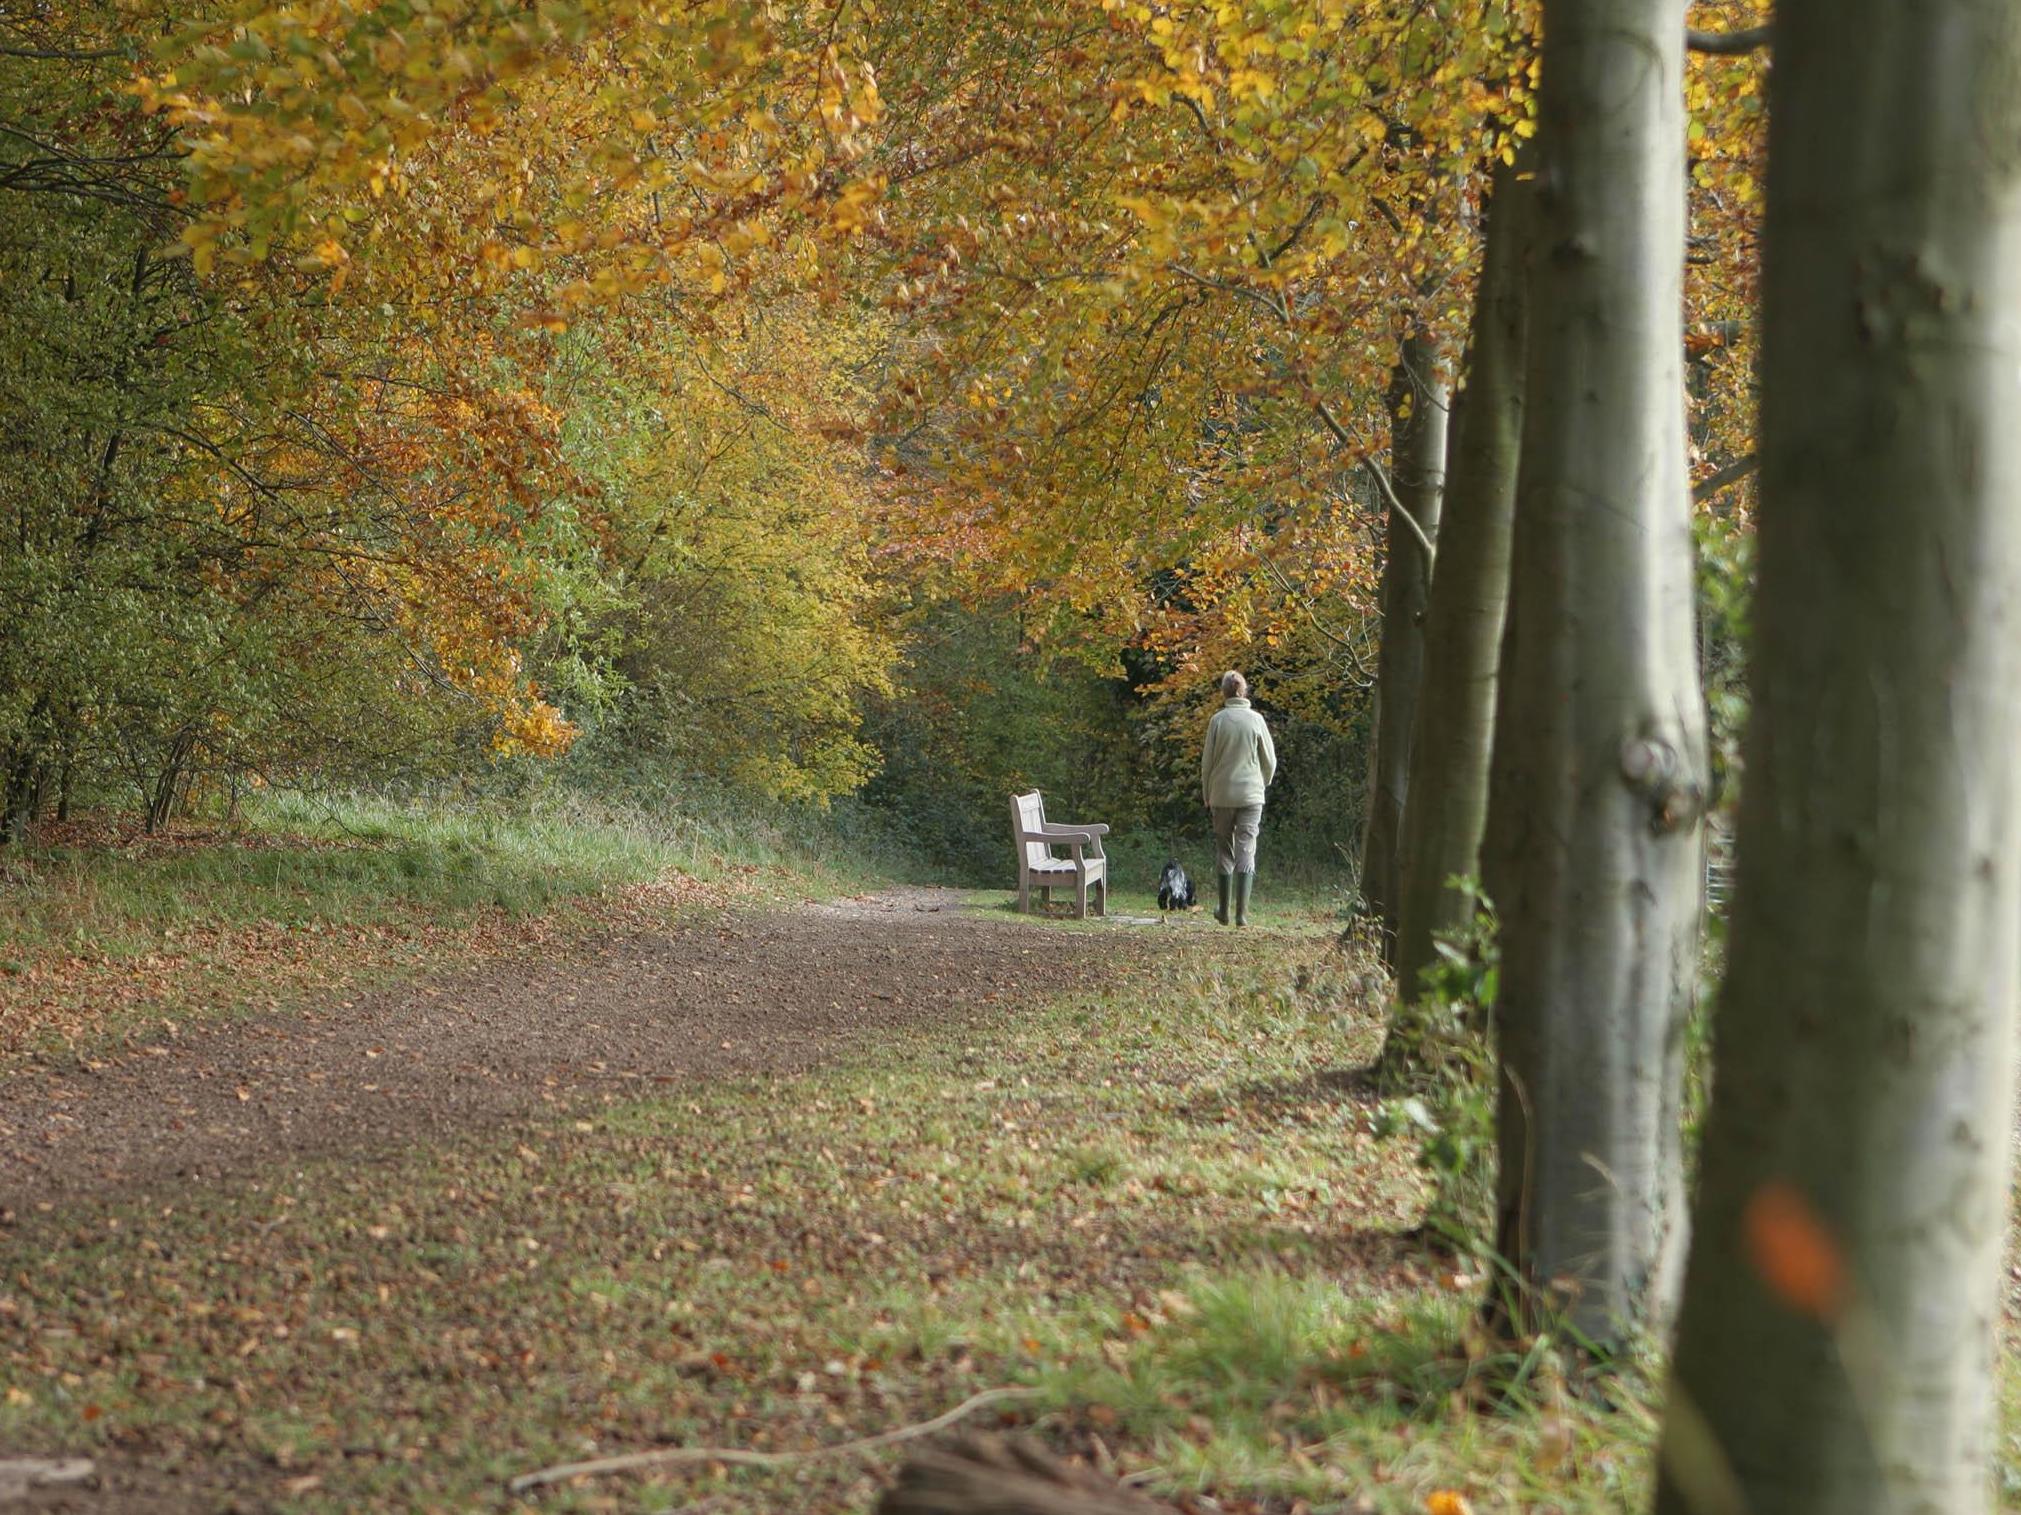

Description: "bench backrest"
1010 791 1052 870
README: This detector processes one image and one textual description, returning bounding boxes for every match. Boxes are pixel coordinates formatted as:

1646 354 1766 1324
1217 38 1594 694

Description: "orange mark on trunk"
1744 1181 1847 1321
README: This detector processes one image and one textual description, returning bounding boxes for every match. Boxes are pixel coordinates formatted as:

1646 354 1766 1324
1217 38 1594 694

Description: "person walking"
1200 670 1276 926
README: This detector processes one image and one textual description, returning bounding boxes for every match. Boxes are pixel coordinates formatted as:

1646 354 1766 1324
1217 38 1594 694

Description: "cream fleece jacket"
1200 697 1277 808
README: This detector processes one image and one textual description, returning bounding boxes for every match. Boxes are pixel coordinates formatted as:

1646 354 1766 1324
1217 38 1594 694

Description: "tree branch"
1686 25 1771 55
0 43 127 59
1263 193 1329 266
1310 397 1356 452
1362 457 1436 569
1162 261 1287 323
1692 453 1759 503
1174 93 1217 153
1251 546 1375 686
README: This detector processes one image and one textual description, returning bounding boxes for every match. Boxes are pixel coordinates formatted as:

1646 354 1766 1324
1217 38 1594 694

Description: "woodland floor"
0 884 1482 1514
0 889 1140 1209
5 876 2010 1513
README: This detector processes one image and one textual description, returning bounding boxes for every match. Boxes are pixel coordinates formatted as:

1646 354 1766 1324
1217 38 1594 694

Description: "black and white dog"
1157 859 1198 912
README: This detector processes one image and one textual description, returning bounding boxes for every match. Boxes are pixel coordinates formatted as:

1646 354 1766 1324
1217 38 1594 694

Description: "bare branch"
507 1387 1036 1495
1363 457 1436 569
0 43 127 59
1308 396 1357 452
1174 92 1217 152
1263 193 1328 266
1687 25 1771 55
1693 453 1759 503
693 358 789 431
1162 261 1287 322
1251 545 1375 685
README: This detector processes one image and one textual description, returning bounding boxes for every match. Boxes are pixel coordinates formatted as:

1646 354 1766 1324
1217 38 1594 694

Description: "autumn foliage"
0 0 1765 846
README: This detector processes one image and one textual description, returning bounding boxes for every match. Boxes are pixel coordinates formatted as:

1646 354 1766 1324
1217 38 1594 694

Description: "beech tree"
1356 333 1450 952
1656 0 2021 1508
1484 0 1709 1342
1390 155 1531 996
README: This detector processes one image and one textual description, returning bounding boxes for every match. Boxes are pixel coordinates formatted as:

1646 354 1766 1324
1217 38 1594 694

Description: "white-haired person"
1199 670 1277 926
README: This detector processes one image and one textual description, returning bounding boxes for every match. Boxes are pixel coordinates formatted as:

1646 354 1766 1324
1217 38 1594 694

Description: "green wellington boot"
1215 873 1231 925
1234 872 1253 926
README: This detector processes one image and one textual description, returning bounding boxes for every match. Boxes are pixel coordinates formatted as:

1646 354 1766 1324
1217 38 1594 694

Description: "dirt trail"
0 889 1146 1214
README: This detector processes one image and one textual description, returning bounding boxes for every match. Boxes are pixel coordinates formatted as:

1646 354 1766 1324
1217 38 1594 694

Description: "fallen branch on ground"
506 1387 1038 1495
879 1434 1179 1514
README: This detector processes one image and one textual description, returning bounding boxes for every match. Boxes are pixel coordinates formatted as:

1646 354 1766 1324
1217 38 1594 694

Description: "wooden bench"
1009 791 1109 919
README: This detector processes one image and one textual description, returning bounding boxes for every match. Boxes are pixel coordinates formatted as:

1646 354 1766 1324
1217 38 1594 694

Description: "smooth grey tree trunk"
1357 334 1449 958
1391 158 1533 1002
1484 0 1708 1346
1655 4 2021 1511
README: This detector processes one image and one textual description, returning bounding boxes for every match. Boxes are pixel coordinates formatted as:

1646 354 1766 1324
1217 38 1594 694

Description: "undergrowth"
1372 887 1500 1260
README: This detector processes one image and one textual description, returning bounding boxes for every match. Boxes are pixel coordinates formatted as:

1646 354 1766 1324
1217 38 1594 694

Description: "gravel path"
0 888 1145 1215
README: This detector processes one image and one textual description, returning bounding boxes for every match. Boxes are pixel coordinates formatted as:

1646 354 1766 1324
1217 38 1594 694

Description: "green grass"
983 828 1358 933
1 786 893 953
1041 1272 1663 1511
1091 828 1362 925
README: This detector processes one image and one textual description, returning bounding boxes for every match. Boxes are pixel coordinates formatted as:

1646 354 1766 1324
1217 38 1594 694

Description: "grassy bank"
0 780 1351 1066
0 788 898 1065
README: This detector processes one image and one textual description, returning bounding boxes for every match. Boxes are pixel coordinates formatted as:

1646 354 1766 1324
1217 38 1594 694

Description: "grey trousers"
1211 804 1263 875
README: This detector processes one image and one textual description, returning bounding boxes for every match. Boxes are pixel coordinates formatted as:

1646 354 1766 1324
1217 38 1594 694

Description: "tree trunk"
2 755 36 847
1 694 53 847
1357 333 1450 957
1484 0 1708 1346
146 727 198 835
1655 4 2021 1511
1390 157 1534 1006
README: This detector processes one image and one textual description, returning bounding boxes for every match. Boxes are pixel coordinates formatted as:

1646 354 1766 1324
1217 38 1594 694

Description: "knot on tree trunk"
1620 734 1707 836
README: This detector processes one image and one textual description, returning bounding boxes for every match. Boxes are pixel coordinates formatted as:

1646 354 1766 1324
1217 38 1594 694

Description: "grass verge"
1063 830 1359 928
0 788 887 1067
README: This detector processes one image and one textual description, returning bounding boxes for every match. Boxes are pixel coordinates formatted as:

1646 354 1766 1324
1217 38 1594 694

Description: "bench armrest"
1019 831 1107 867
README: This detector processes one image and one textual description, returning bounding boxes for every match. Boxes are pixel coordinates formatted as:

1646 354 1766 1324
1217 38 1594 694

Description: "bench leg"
1075 872 1089 920
1017 874 1030 914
